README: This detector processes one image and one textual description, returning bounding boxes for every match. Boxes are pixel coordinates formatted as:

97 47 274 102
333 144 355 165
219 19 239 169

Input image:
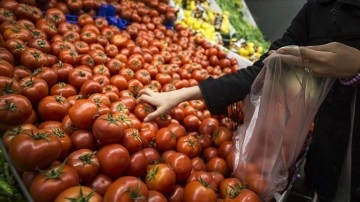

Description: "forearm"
177 86 203 101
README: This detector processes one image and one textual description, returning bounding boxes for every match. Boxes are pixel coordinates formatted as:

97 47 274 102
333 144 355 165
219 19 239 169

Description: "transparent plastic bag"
232 46 335 201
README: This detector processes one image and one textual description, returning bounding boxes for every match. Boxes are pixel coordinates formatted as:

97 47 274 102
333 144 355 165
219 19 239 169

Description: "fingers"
276 46 300 56
144 107 168 122
276 54 304 66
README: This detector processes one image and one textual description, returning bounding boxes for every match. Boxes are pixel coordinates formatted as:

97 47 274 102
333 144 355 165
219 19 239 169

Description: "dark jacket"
198 0 360 201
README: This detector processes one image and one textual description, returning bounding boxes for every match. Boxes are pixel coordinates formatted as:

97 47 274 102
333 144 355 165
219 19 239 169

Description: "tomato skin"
183 114 201 132
19 76 49 105
92 114 125 145
29 164 80 202
184 181 217 202
167 185 184 202
167 152 192 182
37 95 71 122
66 149 100 182
223 189 261 202
219 178 243 199
176 135 201 158
146 163 176 195
71 129 97 151
206 157 230 177
124 150 148 177
96 144 130 179
0 94 32 125
155 127 177 152
212 126 233 146
54 186 103 202
20 48 49 71
8 129 62 171
199 117 220 136
50 82 77 98
68 99 98 129
142 147 161 164
104 176 148 202
86 174 112 196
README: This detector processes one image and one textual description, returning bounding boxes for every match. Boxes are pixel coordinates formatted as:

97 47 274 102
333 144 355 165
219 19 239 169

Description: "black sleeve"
198 2 311 115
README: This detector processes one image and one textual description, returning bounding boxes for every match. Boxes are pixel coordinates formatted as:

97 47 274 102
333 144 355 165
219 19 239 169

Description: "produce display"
173 0 269 62
0 0 274 201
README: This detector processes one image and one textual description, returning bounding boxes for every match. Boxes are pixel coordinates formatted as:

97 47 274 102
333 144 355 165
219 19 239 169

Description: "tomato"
0 94 32 126
219 178 244 199
167 122 186 139
79 79 102 97
37 95 70 122
66 149 100 182
154 114 172 128
191 156 207 171
86 174 112 196
167 152 192 182
176 135 201 158
50 82 77 98
71 129 97 150
206 157 230 177
120 127 142 153
133 103 154 122
47 127 72 159
104 176 148 202
0 76 21 96
36 18 58 38
32 66 58 88
68 99 98 129
124 150 148 177
186 171 217 190
203 147 219 162
19 76 48 105
2 123 36 149
146 163 176 195
55 186 102 202
212 126 233 146
8 129 62 171
92 114 125 145
20 48 48 71
184 181 217 202
199 117 220 136
96 144 130 179
155 127 177 152
59 49 80 65
218 141 235 159
52 62 74 83
223 189 261 202
142 147 161 164
29 164 80 202
183 114 201 131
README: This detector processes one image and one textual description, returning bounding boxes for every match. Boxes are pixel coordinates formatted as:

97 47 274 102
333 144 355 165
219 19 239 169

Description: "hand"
275 42 360 78
136 86 202 122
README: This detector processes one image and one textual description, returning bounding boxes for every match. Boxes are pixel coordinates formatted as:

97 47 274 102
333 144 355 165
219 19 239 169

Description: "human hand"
275 42 360 78
136 86 202 122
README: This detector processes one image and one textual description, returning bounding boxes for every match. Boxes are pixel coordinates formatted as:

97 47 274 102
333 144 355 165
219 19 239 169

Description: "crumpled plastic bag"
232 46 335 201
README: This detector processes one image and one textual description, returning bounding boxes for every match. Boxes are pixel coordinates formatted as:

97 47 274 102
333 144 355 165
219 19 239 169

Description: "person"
137 0 360 201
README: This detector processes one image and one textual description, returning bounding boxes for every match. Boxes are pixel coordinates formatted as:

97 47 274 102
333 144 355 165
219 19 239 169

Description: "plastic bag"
232 46 335 201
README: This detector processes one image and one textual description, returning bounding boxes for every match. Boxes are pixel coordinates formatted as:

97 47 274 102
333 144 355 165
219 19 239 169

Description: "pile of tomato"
0 0 264 201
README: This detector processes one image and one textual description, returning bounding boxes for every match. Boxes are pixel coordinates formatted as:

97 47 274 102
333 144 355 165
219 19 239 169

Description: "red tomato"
218 141 234 159
184 181 217 202
48 127 72 159
203 147 219 162
219 178 244 199
142 147 161 164
167 152 192 182
212 126 233 146
223 189 261 202
37 95 71 122
123 150 148 177
155 127 177 152
96 144 130 179
92 114 126 145
206 157 230 177
54 186 103 202
8 129 62 171
2 123 36 149
20 48 49 71
66 149 100 182
191 156 207 171
68 99 98 129
199 117 220 135
133 103 154 122
19 76 48 105
183 114 201 131
71 129 97 150
146 163 176 195
50 82 77 98
104 176 148 202
176 135 201 158
121 128 143 153
0 94 32 125
29 164 80 202
86 174 112 197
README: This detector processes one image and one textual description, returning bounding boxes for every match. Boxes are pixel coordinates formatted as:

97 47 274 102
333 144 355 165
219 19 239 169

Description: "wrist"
339 72 360 86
